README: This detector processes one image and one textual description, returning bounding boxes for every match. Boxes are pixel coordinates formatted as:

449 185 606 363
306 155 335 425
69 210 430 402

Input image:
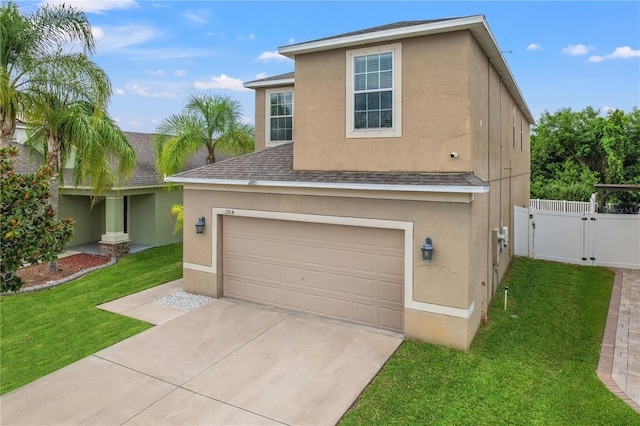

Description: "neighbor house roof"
167 142 489 194
271 15 533 123
10 131 209 188
244 72 295 89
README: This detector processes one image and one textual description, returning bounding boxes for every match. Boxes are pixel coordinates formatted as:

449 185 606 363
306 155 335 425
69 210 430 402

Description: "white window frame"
265 88 294 147
520 115 524 151
346 43 402 139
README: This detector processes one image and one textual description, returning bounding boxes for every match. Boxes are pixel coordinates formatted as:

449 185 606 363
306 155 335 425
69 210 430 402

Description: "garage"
222 216 404 332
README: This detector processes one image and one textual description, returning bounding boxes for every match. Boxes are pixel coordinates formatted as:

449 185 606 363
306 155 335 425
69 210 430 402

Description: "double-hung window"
266 89 293 145
346 43 402 138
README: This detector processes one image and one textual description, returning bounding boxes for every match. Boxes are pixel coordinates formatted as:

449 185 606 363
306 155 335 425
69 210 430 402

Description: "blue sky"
22 1 640 133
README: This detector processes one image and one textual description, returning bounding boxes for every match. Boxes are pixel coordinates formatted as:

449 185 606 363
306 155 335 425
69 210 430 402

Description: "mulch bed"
16 254 111 289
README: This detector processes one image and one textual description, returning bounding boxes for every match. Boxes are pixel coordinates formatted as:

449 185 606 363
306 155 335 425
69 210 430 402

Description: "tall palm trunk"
47 135 62 272
1 113 16 148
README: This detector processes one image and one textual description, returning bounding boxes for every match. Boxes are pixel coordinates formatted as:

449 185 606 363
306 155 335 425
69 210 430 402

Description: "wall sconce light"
195 217 206 234
421 237 433 262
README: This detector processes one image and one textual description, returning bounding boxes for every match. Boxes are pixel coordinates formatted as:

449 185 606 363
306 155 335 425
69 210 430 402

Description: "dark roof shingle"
170 143 488 190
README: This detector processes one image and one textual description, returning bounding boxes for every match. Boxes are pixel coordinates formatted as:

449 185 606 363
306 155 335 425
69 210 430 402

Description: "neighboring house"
167 15 534 349
11 132 207 257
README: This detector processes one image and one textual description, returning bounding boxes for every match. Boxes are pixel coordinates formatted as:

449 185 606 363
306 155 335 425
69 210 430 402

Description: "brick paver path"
598 269 640 412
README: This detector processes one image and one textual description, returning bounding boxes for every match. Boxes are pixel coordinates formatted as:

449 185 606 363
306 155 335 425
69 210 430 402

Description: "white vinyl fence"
529 198 597 213
515 206 640 270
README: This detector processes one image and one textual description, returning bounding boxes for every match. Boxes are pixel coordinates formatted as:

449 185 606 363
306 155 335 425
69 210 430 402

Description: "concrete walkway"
0 281 402 425
598 269 640 412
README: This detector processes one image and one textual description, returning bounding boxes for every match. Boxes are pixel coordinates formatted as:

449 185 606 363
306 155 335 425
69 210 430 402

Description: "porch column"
100 196 130 258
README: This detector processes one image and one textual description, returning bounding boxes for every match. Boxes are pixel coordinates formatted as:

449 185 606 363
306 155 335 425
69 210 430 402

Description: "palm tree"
153 93 255 177
1 2 135 271
1 1 95 148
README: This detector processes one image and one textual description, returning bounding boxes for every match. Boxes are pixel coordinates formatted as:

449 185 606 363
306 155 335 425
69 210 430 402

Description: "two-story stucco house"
168 15 533 349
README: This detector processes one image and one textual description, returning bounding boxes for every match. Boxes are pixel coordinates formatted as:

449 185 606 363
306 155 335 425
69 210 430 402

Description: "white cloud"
122 47 218 61
145 70 165 76
193 74 249 91
526 43 542 51
148 118 160 124
92 26 104 40
257 51 289 63
240 115 253 124
562 44 595 56
589 46 640 62
288 38 296 44
126 84 179 98
128 120 143 127
174 70 187 77
237 33 256 42
94 25 162 51
114 117 122 123
41 0 138 13
115 88 125 95
183 9 209 24
255 72 268 79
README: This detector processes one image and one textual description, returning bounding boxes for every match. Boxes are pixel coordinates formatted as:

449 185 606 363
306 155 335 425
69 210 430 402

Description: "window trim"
265 88 294 147
512 106 516 149
520 115 524 151
346 43 402 139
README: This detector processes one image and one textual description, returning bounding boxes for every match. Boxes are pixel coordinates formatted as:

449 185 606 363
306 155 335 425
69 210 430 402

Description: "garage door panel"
261 285 282 305
282 266 303 286
282 243 304 262
325 273 351 294
304 293 327 315
262 263 281 282
351 252 379 273
303 245 325 266
352 303 375 325
324 297 350 320
305 269 327 291
224 277 243 298
262 241 281 259
379 280 403 303
223 216 404 333
378 256 404 276
243 282 263 302
352 277 375 298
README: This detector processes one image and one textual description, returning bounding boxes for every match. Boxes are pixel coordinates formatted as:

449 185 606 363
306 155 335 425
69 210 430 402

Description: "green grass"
342 258 640 425
0 243 183 395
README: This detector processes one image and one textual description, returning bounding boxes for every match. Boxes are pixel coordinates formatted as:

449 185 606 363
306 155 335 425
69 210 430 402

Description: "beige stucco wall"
291 31 474 173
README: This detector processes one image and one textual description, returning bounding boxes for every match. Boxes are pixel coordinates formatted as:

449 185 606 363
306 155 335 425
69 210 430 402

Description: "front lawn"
0 243 183 395
341 258 639 424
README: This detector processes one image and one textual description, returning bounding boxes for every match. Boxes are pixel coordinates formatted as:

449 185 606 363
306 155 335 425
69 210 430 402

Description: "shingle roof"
10 131 209 188
244 72 294 87
169 143 488 191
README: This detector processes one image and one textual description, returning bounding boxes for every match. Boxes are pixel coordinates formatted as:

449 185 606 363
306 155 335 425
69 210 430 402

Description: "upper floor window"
346 43 402 138
266 89 293 145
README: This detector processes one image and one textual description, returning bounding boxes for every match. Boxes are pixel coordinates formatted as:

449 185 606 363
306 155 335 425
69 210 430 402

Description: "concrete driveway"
1 292 402 425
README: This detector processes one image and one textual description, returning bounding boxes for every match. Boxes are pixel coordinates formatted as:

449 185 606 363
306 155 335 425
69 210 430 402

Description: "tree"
153 92 255 177
0 147 74 292
1 1 135 271
531 107 640 203
1 1 95 148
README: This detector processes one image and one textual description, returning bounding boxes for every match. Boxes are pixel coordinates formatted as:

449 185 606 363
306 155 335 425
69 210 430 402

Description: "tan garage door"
223 216 404 333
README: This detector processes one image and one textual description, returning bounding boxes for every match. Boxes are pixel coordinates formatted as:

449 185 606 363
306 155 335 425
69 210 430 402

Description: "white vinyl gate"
514 207 640 270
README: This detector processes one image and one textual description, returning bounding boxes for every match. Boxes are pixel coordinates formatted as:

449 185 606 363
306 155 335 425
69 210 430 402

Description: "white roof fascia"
279 15 486 57
165 177 489 194
243 77 295 89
